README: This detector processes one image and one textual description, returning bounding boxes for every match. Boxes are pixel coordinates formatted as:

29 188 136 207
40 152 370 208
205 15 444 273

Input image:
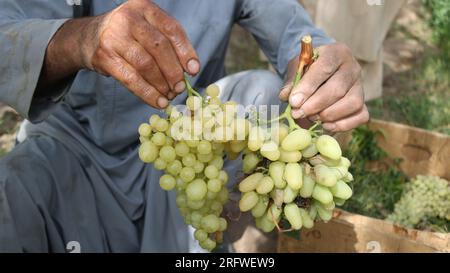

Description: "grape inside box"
273 119 449 253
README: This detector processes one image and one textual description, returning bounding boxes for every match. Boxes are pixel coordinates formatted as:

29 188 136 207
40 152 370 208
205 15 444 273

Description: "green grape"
187 96 202 112
301 141 318 158
139 142 159 163
243 152 261 174
218 170 228 184
284 203 303 230
334 197 346 206
322 201 335 210
309 205 317 220
197 140 212 155
138 123 152 137
187 199 205 210
260 141 281 161
269 161 286 189
206 84 220 97
239 173 264 192
182 153 196 167
239 191 259 212
165 136 174 146
281 128 312 152
207 179 222 193
206 190 218 200
193 161 205 174
279 149 302 163
265 203 282 222
314 164 338 187
299 174 315 198
159 174 176 191
167 160 182 176
299 208 314 229
270 189 284 207
194 229 208 242
191 211 203 223
186 140 199 148
155 118 169 132
180 167 195 183
316 135 342 160
330 180 353 200
186 179 207 201
139 136 150 143
154 158 167 170
176 193 187 208
201 214 220 233
209 155 224 170
312 184 333 205
251 195 269 218
256 176 275 195
175 142 190 157
159 146 176 163
204 165 219 179
342 172 354 183
230 140 247 153
176 178 187 190
283 185 298 203
284 163 303 190
217 187 229 204
209 97 222 106
255 216 276 233
248 126 265 151
200 238 217 252
270 123 289 144
316 203 333 222
212 142 225 154
151 132 167 146
149 114 160 127
218 217 227 232
197 152 213 163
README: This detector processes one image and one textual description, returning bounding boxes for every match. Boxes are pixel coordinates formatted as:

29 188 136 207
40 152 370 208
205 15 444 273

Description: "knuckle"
121 71 139 87
163 21 182 36
150 32 170 50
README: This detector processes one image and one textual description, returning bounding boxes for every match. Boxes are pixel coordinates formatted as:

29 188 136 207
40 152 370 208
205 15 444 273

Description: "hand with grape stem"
279 43 369 133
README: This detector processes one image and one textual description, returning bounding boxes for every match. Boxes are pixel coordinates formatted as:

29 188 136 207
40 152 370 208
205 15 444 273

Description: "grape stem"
184 75 202 98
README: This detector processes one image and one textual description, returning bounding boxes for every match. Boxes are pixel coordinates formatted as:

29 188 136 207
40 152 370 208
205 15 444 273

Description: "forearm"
36 17 97 93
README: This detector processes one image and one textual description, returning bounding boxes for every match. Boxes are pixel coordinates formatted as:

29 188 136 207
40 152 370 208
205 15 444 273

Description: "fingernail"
292 109 306 119
157 97 169 108
323 123 336 131
174 81 186 93
290 93 305 107
187 59 200 74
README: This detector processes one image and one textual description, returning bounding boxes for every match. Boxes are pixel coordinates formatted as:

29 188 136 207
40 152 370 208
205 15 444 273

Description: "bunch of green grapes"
387 175 450 230
138 83 249 251
238 114 354 233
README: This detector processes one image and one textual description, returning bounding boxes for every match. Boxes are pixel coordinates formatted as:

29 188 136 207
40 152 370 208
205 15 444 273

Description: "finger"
95 50 169 109
318 81 364 122
322 105 370 132
144 3 200 75
279 58 299 101
289 45 343 108
131 18 185 92
114 39 170 96
292 61 360 118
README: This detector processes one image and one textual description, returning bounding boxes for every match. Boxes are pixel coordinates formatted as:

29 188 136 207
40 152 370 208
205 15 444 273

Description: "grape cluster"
387 175 450 229
138 83 249 251
239 117 354 233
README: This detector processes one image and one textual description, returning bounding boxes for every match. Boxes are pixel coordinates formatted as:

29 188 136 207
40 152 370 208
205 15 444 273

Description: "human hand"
80 0 200 109
279 43 369 132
